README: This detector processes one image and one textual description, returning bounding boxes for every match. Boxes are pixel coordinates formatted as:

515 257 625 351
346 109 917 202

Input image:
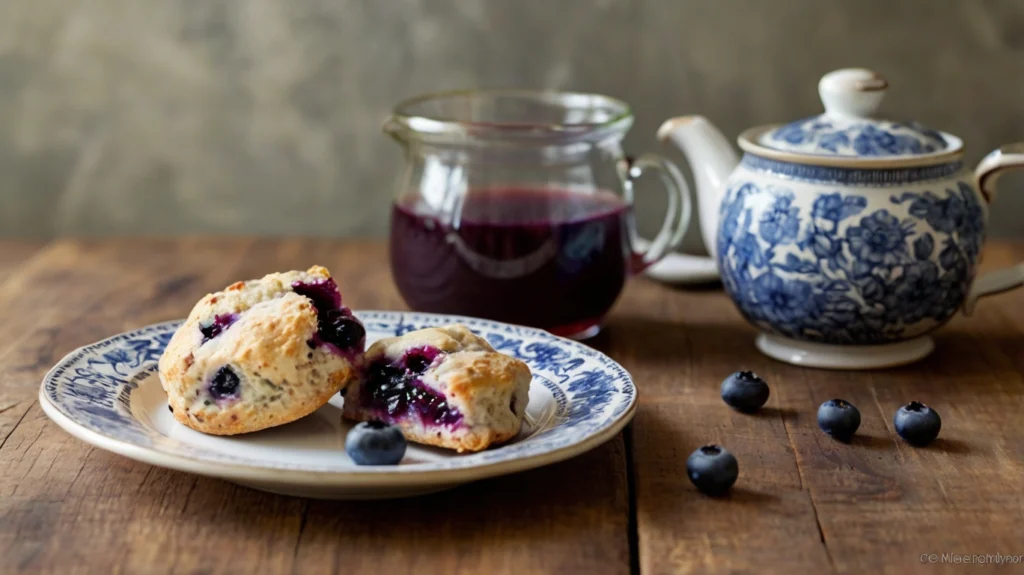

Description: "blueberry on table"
686 445 739 496
720 371 770 413
346 421 407 465
817 399 861 442
894 401 941 446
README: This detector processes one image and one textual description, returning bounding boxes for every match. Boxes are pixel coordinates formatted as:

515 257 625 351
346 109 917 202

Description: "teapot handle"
964 144 1024 315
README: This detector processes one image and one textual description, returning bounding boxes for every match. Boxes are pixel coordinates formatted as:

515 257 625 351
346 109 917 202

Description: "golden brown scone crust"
343 324 531 452
158 266 359 435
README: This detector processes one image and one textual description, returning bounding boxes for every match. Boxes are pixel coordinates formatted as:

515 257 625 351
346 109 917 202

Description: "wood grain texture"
1 239 1023 574
0 240 49 447
0 240 44 280
619 243 1024 574
0 239 629 575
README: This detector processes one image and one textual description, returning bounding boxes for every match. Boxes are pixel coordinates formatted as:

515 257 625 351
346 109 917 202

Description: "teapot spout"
657 116 739 259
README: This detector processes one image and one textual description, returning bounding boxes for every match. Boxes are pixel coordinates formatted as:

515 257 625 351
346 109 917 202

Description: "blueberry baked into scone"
342 324 531 453
158 266 365 435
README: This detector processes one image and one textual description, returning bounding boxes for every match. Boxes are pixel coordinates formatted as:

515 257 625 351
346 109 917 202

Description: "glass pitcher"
384 90 691 338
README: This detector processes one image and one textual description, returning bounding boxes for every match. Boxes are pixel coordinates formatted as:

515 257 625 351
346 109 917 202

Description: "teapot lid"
758 69 950 159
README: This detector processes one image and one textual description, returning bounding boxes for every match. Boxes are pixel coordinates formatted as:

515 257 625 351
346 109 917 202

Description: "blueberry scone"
158 266 365 435
342 324 531 453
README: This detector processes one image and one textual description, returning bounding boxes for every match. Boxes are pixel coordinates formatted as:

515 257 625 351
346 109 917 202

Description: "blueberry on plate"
686 445 739 496
894 401 941 446
720 370 770 413
346 421 407 465
817 399 860 442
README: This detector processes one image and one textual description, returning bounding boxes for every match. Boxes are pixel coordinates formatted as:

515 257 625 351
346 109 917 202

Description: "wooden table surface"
1 239 1022 574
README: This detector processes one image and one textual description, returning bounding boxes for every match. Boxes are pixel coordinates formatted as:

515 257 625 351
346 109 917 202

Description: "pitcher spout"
657 116 739 259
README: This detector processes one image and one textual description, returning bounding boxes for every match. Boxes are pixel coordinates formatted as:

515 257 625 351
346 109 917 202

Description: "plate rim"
38 312 638 488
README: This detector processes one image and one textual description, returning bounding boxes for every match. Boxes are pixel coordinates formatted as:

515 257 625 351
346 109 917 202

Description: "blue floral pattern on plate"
718 180 985 344
763 116 948 158
41 311 636 473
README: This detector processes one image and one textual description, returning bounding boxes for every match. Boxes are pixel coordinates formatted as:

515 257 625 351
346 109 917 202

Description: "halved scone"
158 266 365 435
342 324 531 452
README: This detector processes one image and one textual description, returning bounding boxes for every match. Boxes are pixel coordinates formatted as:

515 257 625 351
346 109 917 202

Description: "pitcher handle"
964 144 1024 315
623 154 692 274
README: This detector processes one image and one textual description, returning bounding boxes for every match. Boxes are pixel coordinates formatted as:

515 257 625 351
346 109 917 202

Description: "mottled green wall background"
2 0 1023 246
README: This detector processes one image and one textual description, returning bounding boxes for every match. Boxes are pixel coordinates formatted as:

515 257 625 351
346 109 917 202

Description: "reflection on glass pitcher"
445 231 558 280
558 220 607 274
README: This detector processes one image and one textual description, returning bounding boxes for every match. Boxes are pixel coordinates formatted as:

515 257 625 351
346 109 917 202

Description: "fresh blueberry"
817 399 861 442
199 313 239 343
318 310 365 349
199 323 222 343
720 370 770 413
209 366 240 399
686 445 739 496
345 421 407 465
894 401 941 446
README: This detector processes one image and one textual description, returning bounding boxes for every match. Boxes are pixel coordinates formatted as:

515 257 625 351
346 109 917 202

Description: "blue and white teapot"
657 68 1024 369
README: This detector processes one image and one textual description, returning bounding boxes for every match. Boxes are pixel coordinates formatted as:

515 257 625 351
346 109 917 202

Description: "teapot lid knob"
818 68 888 119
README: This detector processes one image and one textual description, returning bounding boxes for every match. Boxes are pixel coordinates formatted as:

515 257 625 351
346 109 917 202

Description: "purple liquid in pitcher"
390 187 634 336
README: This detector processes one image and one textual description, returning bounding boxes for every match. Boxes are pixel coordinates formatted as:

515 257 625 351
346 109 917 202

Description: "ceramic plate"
39 311 636 500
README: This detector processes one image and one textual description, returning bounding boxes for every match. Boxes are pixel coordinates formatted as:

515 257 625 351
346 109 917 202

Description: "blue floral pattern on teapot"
717 162 986 344
768 120 947 157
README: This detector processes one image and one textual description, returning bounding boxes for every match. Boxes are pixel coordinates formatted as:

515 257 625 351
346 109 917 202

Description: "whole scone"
343 324 531 453
159 266 365 435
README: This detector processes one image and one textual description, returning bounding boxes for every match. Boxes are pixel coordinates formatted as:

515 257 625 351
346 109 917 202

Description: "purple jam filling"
291 278 342 312
402 346 442 373
291 279 365 354
199 313 239 343
362 346 462 427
